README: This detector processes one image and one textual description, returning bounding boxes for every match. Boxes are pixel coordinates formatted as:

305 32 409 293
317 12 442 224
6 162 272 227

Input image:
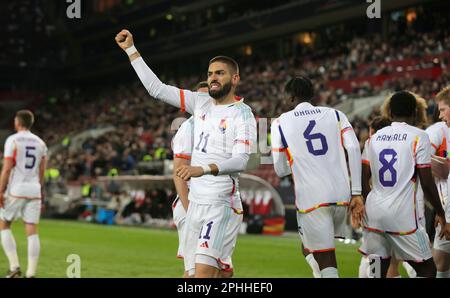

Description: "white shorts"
172 196 187 259
183 200 242 273
433 223 450 254
296 205 347 252
0 197 41 224
359 225 432 262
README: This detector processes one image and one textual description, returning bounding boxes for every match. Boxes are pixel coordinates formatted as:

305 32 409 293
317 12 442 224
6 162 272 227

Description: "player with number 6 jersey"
271 76 363 278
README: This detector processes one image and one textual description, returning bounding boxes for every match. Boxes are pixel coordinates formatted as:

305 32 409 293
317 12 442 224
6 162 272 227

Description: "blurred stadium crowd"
1 1 450 227
26 9 449 184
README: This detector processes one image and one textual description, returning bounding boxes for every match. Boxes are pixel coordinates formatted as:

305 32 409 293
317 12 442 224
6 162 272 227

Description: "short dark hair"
16 110 34 129
209 56 239 75
285 76 314 103
389 91 417 118
370 116 391 132
195 81 209 91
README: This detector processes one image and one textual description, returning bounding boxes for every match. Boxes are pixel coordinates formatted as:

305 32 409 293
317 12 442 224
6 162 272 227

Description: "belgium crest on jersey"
219 118 227 134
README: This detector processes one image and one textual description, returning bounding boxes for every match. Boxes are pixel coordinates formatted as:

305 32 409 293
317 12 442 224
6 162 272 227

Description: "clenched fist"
115 29 134 50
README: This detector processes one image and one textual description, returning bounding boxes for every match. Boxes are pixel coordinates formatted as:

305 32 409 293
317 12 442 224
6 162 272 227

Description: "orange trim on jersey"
340 127 352 146
11 141 17 166
172 196 180 209
431 143 439 151
176 255 184 260
412 136 419 157
232 208 244 215
357 248 391 259
3 157 14 161
416 163 431 168
217 258 233 272
234 139 250 145
363 226 417 236
436 136 447 157
174 154 191 160
341 127 353 134
272 148 286 152
308 247 335 253
362 159 370 165
180 89 186 112
296 201 349 214
285 148 293 166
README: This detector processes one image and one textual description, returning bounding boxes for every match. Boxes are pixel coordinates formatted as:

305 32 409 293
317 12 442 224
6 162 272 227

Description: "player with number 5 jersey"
0 110 47 278
271 76 364 278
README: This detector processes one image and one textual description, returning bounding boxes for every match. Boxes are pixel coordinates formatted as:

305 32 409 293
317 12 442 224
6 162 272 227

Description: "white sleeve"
131 57 204 114
361 140 370 165
270 119 291 177
340 112 362 195
3 137 15 159
416 133 432 167
216 108 257 175
425 125 442 155
172 118 194 160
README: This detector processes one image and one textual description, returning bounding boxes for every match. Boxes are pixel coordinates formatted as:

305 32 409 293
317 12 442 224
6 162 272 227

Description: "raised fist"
115 29 134 50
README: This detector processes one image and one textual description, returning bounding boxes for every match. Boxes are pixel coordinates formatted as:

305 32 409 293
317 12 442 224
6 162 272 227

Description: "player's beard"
209 81 232 100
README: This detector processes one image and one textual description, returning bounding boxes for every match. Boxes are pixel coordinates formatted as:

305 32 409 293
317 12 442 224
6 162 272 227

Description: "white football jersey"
172 116 194 160
189 98 256 208
131 56 257 209
363 139 427 225
271 102 362 213
3 130 47 199
364 122 431 234
426 121 448 208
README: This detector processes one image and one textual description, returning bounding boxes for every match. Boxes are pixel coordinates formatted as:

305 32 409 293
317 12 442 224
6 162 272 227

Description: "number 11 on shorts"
199 221 213 240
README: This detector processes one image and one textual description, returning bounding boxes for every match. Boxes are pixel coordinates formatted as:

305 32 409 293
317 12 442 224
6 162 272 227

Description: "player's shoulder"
30 132 47 147
5 132 18 141
194 92 213 109
328 107 349 120
180 116 194 128
232 101 255 120
426 121 447 134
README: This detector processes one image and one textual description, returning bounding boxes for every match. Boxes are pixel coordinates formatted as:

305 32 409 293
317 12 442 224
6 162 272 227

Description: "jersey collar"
295 102 314 110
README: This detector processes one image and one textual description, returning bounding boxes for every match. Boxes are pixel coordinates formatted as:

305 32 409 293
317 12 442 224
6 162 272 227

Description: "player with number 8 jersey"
359 91 450 278
271 76 363 278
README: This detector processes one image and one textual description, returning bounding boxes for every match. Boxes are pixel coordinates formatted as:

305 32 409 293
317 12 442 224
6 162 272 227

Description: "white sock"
392 275 401 278
436 270 450 278
320 267 339 278
1 229 20 271
402 261 417 278
359 257 370 278
26 234 40 278
305 254 321 278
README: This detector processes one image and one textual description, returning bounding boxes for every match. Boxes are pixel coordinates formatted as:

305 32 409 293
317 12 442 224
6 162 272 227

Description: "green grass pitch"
0 219 405 278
